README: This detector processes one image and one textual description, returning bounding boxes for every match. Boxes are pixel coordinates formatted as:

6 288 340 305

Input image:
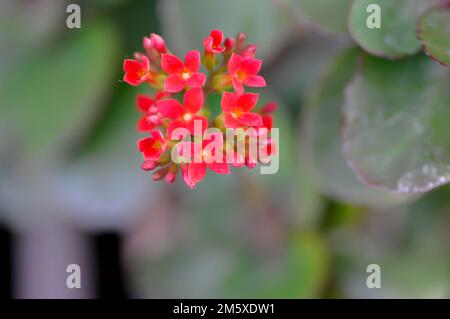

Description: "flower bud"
141 160 157 171
236 32 247 51
241 44 257 58
152 166 170 181
165 164 179 184
144 33 167 54
224 37 234 51
147 114 162 126
262 102 277 113
151 33 167 53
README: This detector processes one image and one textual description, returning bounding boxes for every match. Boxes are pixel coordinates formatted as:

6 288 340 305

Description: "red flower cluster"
123 30 277 188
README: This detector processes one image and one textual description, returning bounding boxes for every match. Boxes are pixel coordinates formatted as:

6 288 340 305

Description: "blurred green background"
0 0 449 298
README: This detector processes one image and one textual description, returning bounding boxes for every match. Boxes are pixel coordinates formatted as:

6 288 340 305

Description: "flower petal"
137 116 153 132
221 92 238 112
232 77 244 95
185 163 207 188
157 99 184 119
164 74 185 92
150 129 165 142
123 59 142 73
167 119 188 138
184 50 201 72
186 72 206 88
123 72 142 86
243 75 266 87
210 29 223 46
223 113 241 128
137 134 164 161
242 58 262 75
203 36 214 52
186 115 208 135
141 160 157 171
237 93 259 112
161 54 184 74
237 112 263 126
140 55 150 71
262 114 273 130
183 87 204 114
136 95 154 112
228 53 242 74
208 162 230 175
150 33 167 53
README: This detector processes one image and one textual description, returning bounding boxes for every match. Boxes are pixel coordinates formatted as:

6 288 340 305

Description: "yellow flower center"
182 72 190 80
184 113 193 121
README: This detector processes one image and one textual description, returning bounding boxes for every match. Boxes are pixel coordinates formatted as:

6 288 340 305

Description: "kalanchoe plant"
122 30 277 189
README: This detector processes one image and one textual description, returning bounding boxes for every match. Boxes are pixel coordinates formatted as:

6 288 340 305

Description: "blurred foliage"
418 6 450 67
159 0 290 60
343 54 450 193
286 0 353 34
0 20 119 160
0 0 449 299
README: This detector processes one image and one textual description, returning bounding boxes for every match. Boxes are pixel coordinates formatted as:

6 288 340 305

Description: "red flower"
228 53 266 95
143 33 167 54
137 129 166 161
161 50 206 92
262 101 277 113
221 91 263 128
241 45 257 58
136 92 169 132
157 87 208 136
203 30 225 53
123 54 151 86
176 133 230 188
125 29 278 188
258 101 277 133
261 114 273 131
224 38 234 51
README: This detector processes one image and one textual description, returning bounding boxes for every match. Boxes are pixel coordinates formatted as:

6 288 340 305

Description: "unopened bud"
141 160 157 171
151 33 167 53
224 38 234 51
262 102 277 113
152 166 170 181
165 164 178 184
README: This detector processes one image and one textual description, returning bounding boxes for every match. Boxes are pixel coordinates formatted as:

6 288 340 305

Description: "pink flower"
135 92 169 132
123 54 151 86
221 91 263 128
124 29 277 188
137 129 166 161
228 53 266 95
143 33 167 54
161 50 206 92
176 133 230 189
203 30 225 53
224 38 234 51
157 87 208 136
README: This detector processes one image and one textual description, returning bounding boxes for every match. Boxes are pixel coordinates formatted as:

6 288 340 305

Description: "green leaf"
349 0 440 58
418 6 450 67
0 20 120 160
304 47 408 205
286 0 353 34
342 54 450 193
159 0 289 59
